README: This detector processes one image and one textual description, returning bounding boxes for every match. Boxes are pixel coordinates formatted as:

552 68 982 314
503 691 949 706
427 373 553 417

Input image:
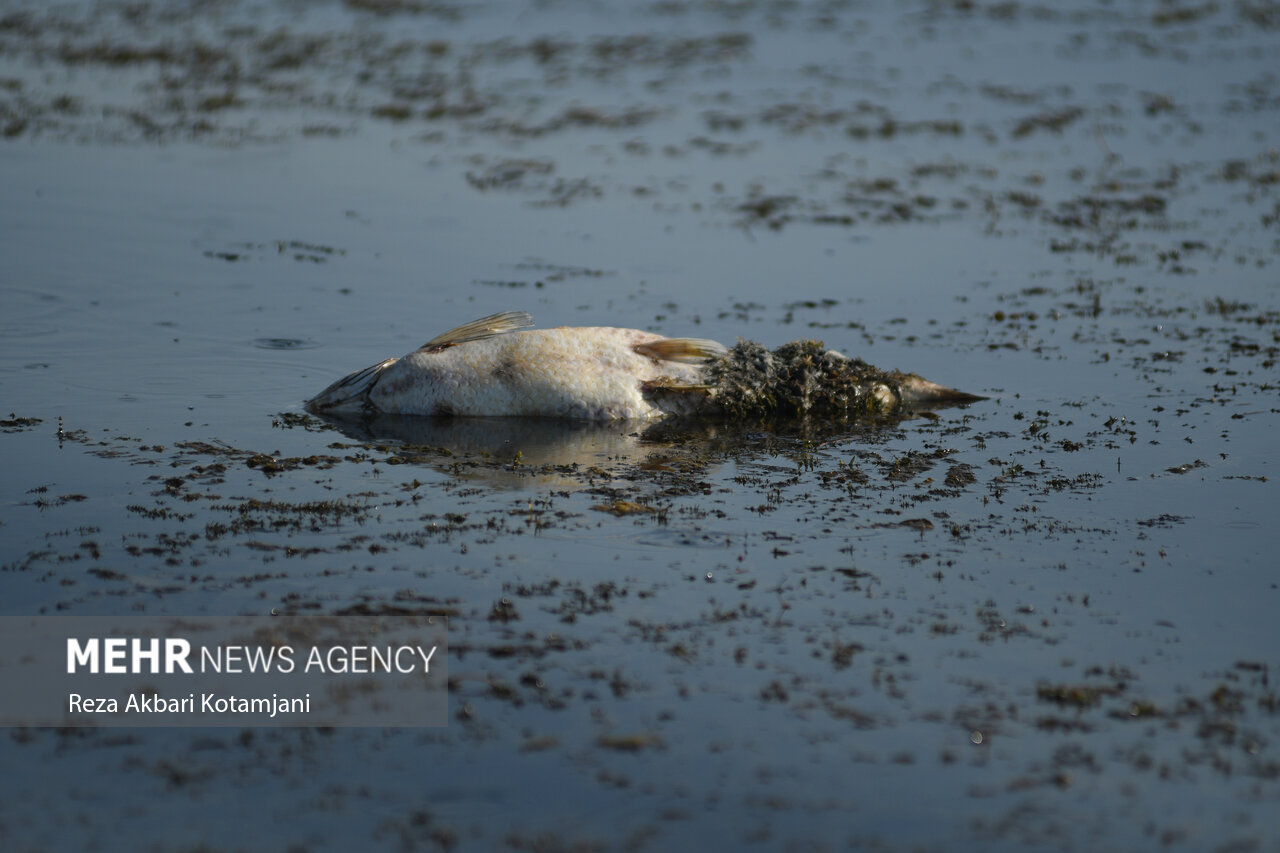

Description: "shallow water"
2 0 1278 850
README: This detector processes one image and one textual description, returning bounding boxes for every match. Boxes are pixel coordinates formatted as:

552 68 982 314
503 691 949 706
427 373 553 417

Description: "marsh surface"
1 0 1278 850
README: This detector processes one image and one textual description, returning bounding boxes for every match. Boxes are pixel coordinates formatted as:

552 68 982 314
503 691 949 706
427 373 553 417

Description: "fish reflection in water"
313 402 940 491
307 311 983 421
316 411 671 489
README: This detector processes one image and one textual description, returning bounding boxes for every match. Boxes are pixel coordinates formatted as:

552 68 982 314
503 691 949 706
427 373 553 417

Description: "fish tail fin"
418 310 534 351
306 357 397 413
634 337 729 364
898 375 985 405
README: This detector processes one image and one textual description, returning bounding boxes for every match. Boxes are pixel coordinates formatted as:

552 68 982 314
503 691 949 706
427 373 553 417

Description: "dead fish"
306 311 982 420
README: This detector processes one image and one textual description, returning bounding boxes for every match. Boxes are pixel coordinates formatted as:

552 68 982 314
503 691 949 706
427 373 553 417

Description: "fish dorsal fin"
418 311 534 352
633 337 728 364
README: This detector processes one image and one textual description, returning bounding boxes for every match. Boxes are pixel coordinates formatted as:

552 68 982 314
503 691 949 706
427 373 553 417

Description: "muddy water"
1 1 1278 850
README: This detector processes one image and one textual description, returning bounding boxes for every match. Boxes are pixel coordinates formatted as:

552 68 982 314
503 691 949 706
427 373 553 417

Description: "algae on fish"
706 339 978 418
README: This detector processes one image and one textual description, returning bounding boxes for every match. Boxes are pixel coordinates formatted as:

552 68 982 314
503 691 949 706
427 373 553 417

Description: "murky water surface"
2 1 1278 849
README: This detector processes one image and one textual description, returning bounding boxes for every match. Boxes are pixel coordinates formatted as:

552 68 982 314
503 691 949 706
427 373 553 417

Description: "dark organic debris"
706 340 980 418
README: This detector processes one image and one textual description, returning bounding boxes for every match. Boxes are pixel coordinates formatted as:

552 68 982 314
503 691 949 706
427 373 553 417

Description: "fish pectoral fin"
417 310 534 352
306 357 397 412
633 337 728 364
640 378 714 393
640 378 716 416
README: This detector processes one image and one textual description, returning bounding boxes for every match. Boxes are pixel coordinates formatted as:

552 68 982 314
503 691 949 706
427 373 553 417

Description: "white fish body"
307 312 725 420
307 311 981 421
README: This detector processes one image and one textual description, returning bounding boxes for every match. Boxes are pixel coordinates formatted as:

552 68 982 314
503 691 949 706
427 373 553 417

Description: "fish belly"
368 328 706 419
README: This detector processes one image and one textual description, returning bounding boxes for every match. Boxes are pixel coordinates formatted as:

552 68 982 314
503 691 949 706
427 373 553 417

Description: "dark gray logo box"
0 613 448 727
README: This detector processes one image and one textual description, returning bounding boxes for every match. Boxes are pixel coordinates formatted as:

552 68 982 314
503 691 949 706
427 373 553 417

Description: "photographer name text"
70 692 310 718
